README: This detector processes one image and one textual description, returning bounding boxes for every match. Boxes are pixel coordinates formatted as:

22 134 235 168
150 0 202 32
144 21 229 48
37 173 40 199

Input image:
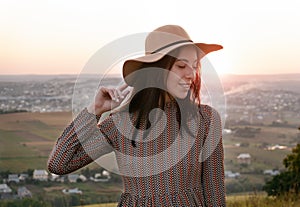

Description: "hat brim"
123 42 223 85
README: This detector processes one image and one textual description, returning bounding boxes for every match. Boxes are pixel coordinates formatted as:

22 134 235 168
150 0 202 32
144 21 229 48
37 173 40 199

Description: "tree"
283 143 300 193
263 144 300 196
283 144 300 173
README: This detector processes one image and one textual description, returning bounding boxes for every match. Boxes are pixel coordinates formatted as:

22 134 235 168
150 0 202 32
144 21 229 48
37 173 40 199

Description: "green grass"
1 111 299 206
224 146 289 172
223 124 295 173
0 129 50 171
226 192 300 207
74 193 300 207
74 203 118 207
0 112 72 172
1 111 297 174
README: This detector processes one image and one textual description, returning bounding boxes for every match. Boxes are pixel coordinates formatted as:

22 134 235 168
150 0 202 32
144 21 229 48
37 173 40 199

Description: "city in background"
0 74 299 206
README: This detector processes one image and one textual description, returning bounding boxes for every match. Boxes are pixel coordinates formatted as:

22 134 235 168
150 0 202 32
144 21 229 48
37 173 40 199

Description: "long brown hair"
124 46 202 146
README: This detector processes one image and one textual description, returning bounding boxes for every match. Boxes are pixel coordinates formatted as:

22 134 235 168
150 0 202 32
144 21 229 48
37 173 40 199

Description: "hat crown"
145 25 192 55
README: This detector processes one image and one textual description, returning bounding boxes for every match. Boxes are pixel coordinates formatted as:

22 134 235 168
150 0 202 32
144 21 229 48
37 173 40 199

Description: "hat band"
150 40 193 54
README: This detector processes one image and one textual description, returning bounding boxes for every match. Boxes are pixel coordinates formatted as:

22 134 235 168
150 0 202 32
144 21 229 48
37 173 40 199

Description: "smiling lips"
178 82 191 90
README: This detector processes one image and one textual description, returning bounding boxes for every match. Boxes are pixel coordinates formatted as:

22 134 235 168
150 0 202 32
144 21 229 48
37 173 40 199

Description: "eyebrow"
176 58 198 64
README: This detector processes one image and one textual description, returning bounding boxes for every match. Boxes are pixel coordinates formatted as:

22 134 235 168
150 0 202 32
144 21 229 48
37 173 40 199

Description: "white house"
267 145 287 151
263 169 280 176
19 174 29 181
90 171 111 182
237 153 251 164
62 188 82 194
68 174 79 183
8 174 19 183
0 184 13 199
102 170 111 179
67 174 87 183
55 176 66 183
225 171 241 178
17 187 32 198
79 175 87 182
33 169 49 181
49 173 60 181
0 184 12 193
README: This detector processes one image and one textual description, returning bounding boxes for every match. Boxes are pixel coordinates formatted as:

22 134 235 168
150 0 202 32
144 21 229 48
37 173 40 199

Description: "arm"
47 108 116 175
201 106 226 206
47 84 130 175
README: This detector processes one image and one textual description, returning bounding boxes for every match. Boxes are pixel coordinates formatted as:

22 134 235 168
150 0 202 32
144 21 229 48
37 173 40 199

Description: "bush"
0 198 51 207
263 144 300 196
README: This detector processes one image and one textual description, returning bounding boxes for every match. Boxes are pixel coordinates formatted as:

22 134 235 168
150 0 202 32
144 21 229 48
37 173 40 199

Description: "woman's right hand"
87 84 130 116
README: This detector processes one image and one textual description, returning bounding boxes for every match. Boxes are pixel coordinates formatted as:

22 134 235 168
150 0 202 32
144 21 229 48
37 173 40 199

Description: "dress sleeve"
47 108 117 175
201 106 226 206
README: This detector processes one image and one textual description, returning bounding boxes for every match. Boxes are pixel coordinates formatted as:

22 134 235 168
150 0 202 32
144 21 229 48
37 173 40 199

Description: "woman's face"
166 46 199 99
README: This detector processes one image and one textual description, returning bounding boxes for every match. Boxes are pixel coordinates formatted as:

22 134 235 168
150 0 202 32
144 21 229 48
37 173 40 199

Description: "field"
0 111 125 205
1 111 297 173
222 119 298 193
74 203 117 207
75 193 300 207
226 193 300 207
0 111 299 206
0 111 72 172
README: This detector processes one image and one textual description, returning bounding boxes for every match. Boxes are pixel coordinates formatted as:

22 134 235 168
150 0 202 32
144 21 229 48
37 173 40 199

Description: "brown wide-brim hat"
123 25 223 85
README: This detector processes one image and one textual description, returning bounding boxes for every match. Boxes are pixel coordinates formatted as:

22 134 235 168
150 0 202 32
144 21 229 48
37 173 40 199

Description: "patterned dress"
48 101 225 206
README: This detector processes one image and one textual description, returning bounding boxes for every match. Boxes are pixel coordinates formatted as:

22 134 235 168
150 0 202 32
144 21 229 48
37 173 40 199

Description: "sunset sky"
1 0 299 75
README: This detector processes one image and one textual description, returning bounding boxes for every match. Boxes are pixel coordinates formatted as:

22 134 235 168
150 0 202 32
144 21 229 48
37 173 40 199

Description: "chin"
175 93 189 99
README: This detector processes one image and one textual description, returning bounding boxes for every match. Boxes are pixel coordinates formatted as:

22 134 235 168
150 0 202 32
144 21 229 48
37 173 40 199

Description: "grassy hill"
1 111 297 173
75 193 300 207
0 111 73 172
0 112 123 205
0 111 299 206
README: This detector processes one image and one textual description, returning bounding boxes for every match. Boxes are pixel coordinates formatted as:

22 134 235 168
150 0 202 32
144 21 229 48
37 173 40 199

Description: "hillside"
0 111 72 172
0 111 298 191
0 74 299 205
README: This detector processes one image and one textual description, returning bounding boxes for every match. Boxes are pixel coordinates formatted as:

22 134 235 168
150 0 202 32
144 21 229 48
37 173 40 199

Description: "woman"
48 25 225 206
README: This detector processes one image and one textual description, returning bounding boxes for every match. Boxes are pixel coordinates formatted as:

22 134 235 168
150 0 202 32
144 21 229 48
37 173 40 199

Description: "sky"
0 0 300 75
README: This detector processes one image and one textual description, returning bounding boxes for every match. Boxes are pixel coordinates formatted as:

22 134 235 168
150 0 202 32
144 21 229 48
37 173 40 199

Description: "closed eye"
176 61 186 68
176 60 199 70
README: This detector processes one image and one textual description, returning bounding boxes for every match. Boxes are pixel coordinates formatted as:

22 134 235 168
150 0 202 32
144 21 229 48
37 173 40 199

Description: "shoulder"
199 104 212 113
199 104 221 124
199 104 218 116
98 110 132 130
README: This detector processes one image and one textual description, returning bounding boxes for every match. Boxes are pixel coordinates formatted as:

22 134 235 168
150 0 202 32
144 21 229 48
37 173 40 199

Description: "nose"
184 65 196 80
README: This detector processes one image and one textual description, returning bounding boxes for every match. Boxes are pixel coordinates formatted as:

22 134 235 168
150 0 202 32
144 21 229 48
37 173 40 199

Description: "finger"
122 89 130 98
106 88 116 101
113 89 120 102
116 89 124 99
117 83 128 91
